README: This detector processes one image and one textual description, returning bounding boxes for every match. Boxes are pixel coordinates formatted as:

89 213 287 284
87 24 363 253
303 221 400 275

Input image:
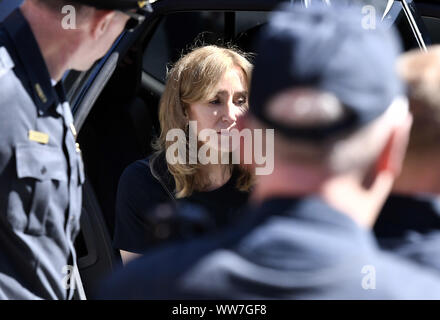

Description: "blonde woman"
113 45 254 264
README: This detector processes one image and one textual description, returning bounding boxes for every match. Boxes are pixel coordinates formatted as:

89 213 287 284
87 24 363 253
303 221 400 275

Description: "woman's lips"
217 125 237 135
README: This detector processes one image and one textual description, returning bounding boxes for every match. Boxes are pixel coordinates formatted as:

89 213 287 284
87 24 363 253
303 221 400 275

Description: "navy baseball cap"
249 3 405 141
69 0 152 11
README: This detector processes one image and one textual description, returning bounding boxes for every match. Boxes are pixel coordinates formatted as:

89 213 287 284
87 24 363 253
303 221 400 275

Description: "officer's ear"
89 10 117 40
367 114 413 184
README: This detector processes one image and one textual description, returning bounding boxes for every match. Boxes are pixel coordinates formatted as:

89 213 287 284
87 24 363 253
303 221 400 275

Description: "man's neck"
252 164 392 229
320 172 394 228
251 163 325 202
20 1 73 81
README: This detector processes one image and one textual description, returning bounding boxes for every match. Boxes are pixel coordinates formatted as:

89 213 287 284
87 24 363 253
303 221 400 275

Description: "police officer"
0 0 150 299
100 3 440 299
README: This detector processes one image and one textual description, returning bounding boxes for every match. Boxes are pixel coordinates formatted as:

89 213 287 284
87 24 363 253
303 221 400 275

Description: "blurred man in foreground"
375 46 440 270
100 4 440 299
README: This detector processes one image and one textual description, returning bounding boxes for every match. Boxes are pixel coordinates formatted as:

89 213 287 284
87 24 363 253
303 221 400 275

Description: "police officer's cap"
249 3 405 141
70 0 151 11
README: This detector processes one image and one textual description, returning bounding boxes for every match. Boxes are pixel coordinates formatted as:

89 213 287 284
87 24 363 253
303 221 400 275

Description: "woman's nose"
222 101 239 123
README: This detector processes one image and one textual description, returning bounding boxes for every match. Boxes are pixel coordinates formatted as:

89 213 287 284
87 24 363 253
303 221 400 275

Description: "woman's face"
187 66 248 153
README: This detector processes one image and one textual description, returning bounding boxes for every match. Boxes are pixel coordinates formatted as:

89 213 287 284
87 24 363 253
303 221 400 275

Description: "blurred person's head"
154 45 254 198
392 45 440 195
240 3 412 228
20 0 137 80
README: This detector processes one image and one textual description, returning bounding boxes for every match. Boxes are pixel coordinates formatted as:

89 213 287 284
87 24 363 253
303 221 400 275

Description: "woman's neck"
199 163 232 191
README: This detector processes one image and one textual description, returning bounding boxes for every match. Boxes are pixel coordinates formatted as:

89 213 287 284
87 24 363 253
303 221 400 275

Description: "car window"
235 11 269 35
422 16 440 44
382 0 428 51
142 11 270 83
142 4 427 87
143 12 225 83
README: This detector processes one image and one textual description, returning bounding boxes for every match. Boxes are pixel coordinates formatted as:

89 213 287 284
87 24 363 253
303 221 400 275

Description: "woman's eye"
209 98 221 105
236 98 247 107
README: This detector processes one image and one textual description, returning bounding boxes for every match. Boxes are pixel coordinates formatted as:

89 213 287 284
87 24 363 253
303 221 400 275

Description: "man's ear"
90 10 116 40
369 114 413 183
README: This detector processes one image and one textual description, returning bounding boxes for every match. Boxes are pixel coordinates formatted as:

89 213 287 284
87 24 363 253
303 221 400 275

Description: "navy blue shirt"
113 155 249 254
102 196 440 299
0 9 84 299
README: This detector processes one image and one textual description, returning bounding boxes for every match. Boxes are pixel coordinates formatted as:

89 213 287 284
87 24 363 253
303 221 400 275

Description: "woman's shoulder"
118 152 175 197
119 157 153 184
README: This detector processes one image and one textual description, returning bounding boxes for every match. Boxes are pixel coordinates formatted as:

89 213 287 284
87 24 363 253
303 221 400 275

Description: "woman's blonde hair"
153 45 254 198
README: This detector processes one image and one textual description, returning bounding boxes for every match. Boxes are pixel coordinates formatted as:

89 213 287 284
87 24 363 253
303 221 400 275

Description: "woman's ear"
182 110 188 122
183 104 190 120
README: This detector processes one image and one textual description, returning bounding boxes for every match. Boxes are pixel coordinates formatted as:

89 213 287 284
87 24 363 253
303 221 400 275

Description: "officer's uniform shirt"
0 9 84 299
375 194 440 271
101 196 440 299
